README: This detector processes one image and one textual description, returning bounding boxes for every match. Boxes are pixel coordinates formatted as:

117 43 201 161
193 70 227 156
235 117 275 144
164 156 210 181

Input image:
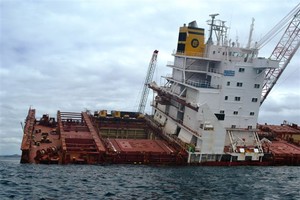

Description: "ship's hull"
20 109 300 166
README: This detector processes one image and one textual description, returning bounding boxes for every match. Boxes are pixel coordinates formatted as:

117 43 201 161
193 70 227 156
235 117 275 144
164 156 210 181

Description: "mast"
247 18 255 48
207 13 219 45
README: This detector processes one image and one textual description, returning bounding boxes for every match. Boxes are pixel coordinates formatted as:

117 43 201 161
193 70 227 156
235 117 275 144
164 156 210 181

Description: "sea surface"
0 156 299 200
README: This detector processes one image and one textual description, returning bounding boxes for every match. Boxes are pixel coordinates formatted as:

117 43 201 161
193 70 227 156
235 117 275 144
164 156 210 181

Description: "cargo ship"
20 8 300 165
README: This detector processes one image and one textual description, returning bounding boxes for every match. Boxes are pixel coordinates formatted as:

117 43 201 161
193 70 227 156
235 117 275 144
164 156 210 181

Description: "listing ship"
20 6 300 165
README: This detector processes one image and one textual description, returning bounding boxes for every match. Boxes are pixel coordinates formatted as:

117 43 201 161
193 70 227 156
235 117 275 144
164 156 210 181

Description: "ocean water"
0 157 299 200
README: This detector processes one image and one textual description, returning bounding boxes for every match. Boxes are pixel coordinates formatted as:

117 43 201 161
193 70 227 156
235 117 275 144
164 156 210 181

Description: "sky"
0 0 299 155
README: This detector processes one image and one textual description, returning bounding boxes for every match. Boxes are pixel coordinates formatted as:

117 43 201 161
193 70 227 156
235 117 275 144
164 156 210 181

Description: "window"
237 82 243 87
239 68 245 72
248 126 253 129
231 125 236 128
213 51 216 54
225 96 228 100
227 81 230 86
235 97 241 101
233 111 238 115
250 112 255 116
252 98 258 102
254 84 260 88
215 113 225 120
220 110 225 114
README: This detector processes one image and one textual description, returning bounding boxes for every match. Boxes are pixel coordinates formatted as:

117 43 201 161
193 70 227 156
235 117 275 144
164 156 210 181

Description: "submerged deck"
20 109 187 165
104 139 178 164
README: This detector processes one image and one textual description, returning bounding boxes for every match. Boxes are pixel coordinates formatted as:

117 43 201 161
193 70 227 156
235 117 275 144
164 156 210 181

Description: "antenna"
207 13 219 44
20 122 24 131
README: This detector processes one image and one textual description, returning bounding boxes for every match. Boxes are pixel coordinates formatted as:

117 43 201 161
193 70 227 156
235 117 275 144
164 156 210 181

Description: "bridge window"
254 84 260 88
237 82 243 87
252 98 258 102
239 68 245 72
235 97 241 101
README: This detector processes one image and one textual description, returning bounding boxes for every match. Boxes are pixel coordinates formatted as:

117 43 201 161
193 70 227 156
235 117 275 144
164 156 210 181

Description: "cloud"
0 0 299 155
259 88 300 125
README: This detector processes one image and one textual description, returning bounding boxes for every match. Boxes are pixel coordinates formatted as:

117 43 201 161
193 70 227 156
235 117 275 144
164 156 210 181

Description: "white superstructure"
150 16 279 163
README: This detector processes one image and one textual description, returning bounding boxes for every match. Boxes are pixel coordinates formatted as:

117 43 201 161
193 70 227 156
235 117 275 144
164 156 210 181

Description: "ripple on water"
0 159 300 200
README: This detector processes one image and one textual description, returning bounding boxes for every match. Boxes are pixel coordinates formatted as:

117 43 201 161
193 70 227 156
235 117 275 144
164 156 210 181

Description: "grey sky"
0 0 299 155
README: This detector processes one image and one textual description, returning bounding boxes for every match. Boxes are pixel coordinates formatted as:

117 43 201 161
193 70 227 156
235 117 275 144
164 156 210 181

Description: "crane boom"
260 7 300 105
257 4 300 49
138 50 159 113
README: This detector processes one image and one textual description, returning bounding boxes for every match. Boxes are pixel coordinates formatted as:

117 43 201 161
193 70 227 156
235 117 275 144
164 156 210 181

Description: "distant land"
0 154 21 157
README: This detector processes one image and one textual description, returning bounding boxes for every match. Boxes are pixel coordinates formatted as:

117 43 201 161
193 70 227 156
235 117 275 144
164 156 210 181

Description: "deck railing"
185 79 220 89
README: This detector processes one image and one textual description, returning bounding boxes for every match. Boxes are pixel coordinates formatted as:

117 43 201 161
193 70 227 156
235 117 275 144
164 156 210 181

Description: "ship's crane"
138 50 159 113
260 4 300 105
